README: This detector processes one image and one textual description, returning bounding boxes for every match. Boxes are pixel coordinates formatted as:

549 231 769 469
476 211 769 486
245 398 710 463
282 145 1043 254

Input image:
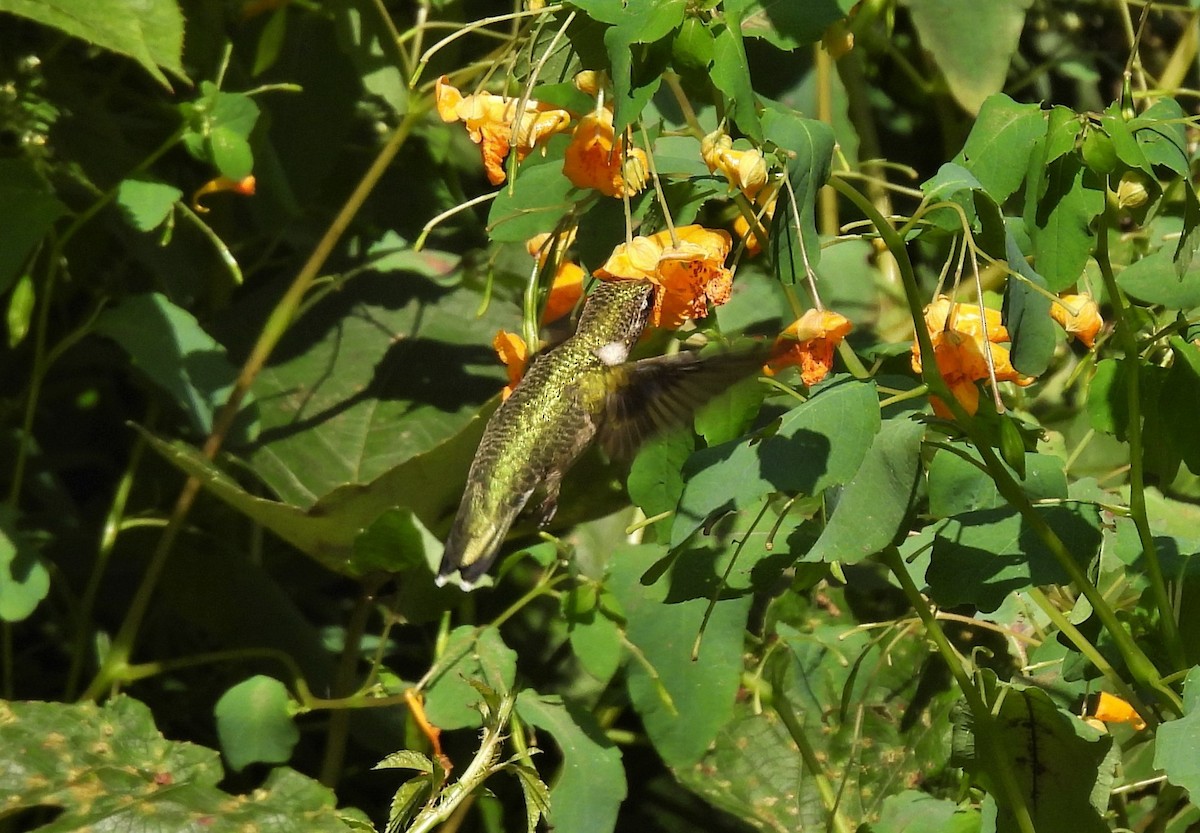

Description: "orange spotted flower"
912 296 1033 418
527 232 585 324
493 329 529 400
1050 294 1102 348
435 76 571 186
765 309 853 385
596 225 733 329
191 175 256 213
563 109 648 198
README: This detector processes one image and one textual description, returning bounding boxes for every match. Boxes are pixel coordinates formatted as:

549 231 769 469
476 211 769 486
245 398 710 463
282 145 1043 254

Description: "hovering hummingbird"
436 278 763 588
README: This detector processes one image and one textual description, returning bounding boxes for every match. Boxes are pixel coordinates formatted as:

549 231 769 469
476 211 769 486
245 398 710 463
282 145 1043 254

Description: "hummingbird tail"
436 513 509 588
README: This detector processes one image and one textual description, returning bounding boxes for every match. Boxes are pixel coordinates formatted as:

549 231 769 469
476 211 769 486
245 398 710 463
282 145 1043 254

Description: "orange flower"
493 329 529 400
1050 294 1102 348
527 231 585 324
912 295 1033 418
191 175 255 213
765 309 853 385
702 131 768 200
563 109 648 198
435 77 571 186
596 225 733 329
1090 692 1146 731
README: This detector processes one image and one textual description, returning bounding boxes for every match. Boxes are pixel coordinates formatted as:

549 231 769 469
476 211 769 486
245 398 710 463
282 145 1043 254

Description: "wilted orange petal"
1092 692 1146 731
1050 294 1102 348
923 296 1009 345
540 262 585 324
191 175 256 213
597 237 665 281
493 329 529 400
702 131 768 199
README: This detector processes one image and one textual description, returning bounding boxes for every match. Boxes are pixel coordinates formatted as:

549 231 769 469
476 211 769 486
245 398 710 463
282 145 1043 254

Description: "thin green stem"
1095 203 1186 673
771 688 856 833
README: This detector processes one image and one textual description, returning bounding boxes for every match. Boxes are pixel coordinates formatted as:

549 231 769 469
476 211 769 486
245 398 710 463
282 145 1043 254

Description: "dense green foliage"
3 1 1200 832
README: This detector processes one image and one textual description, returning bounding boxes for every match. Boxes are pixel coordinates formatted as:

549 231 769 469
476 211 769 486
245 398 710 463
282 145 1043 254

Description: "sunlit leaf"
215 675 300 771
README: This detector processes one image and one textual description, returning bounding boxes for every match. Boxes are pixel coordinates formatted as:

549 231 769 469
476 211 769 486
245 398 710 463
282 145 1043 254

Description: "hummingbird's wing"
598 346 767 459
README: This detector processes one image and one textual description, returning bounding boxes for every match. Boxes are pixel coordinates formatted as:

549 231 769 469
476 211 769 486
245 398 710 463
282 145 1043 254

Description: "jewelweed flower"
435 76 571 186
596 225 733 329
1090 692 1146 731
563 109 648 198
191 175 255 213
912 295 1032 418
765 309 853 385
1050 294 1102 348
493 329 529 400
733 188 778 256
702 131 768 200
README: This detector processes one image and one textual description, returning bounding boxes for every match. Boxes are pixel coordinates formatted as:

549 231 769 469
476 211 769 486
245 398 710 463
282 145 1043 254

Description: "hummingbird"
436 278 763 588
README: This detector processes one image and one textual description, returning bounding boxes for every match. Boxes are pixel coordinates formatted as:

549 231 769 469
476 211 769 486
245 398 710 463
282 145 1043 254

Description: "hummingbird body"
437 278 761 588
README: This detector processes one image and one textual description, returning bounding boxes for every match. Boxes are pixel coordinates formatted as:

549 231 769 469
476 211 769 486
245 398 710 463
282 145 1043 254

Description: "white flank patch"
596 341 628 366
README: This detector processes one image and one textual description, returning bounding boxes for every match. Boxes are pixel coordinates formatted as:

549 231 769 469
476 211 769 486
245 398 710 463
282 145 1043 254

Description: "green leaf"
764 103 834 280
516 692 626 833
694 375 766 446
733 0 846 51
672 379 879 549
927 448 1066 519
608 542 752 768
423 626 516 729
1003 231 1056 377
181 83 260 179
93 293 245 437
927 502 1102 612
236 272 509 507
1175 181 1200 279
215 675 300 772
710 10 761 142
509 763 552 833
904 0 1033 114
375 749 435 773
1024 152 1104 291
353 509 465 619
0 696 361 831
135 411 485 576
954 94 1046 202
1155 665 1200 796
1117 248 1200 308
952 676 1112 833
116 177 182 232
0 158 67 294
628 431 694 541
6 272 35 348
0 506 50 622
804 415 924 564
602 0 681 131
1131 98 1190 176
0 0 186 88
487 156 578 242
872 791 981 833
1166 338 1200 476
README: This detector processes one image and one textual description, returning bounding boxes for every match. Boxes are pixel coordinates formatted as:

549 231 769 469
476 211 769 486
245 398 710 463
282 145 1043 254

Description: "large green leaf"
954 94 1046 202
0 0 186 88
1024 152 1105 292
516 692 626 833
952 676 1112 833
732 0 847 51
0 696 366 831
1117 248 1200 309
903 0 1032 115
764 103 834 281
423 626 516 730
672 378 879 549
927 502 1102 612
94 293 245 437
872 791 981 833
608 543 752 768
236 273 509 508
804 415 924 564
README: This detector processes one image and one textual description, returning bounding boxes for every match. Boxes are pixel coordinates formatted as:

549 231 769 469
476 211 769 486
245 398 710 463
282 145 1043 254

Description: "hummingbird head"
576 279 655 365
